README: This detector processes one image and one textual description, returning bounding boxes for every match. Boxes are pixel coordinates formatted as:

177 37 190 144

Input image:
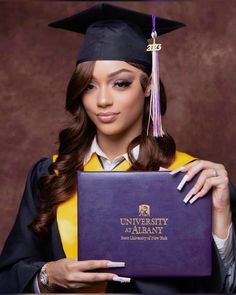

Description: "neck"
96 130 141 160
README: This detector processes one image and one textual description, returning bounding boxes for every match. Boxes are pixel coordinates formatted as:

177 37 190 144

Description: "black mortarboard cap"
48 3 185 65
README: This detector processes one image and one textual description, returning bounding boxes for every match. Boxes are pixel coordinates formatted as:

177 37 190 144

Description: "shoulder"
17 157 52 210
168 151 197 170
26 157 52 189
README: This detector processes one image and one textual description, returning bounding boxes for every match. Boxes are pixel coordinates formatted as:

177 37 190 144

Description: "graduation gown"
0 155 236 293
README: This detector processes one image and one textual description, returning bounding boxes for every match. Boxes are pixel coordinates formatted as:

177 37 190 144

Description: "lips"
96 112 120 123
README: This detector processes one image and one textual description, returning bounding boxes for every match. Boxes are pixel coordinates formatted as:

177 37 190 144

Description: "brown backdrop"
0 0 235 251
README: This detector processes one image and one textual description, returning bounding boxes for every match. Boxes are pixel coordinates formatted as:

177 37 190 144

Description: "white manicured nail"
177 175 189 191
169 166 184 175
107 261 125 268
112 275 131 283
189 193 201 204
183 192 194 203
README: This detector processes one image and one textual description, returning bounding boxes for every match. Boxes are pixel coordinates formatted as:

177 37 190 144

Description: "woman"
0 3 235 293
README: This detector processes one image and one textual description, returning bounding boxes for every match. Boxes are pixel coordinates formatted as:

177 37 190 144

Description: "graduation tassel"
147 14 164 138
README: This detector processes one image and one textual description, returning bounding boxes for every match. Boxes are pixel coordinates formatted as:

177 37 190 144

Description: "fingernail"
169 166 184 175
177 175 189 191
183 192 194 204
107 261 125 268
189 193 201 204
112 275 131 283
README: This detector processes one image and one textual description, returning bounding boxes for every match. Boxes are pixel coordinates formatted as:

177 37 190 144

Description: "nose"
96 86 113 108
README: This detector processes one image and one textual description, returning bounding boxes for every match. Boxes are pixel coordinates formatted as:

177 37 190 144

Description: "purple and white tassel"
147 14 164 138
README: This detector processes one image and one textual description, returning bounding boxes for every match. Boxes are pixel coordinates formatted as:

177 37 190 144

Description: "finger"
176 162 204 191
75 260 125 272
182 160 226 177
183 161 210 182
169 166 184 175
188 176 223 204
73 272 131 283
177 164 224 191
112 276 131 283
177 174 189 191
184 174 229 204
181 159 209 171
73 271 115 283
107 261 125 268
169 159 204 176
183 187 197 203
189 168 219 193
191 167 228 195
188 192 203 204
169 160 204 175
76 260 109 271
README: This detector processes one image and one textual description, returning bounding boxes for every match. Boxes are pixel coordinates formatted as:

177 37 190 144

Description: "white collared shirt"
84 137 167 171
83 137 140 171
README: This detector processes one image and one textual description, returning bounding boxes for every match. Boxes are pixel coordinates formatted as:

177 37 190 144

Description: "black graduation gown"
0 158 236 293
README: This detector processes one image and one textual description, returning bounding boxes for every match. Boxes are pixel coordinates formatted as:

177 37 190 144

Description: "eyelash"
85 80 132 92
85 84 95 91
113 80 132 88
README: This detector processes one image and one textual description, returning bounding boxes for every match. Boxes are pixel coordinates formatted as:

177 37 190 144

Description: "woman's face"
82 60 147 141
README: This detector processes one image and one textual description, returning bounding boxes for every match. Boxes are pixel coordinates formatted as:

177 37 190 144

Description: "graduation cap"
49 3 185 65
49 3 185 137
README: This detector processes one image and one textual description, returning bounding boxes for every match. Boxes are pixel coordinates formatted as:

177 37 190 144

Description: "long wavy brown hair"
30 61 176 235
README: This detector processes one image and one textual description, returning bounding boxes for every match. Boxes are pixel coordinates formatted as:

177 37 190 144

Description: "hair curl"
30 61 176 235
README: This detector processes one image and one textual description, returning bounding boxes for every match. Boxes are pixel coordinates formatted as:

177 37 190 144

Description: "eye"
114 80 132 88
85 83 95 92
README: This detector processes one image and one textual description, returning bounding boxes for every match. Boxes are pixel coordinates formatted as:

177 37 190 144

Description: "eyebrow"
91 68 134 82
107 68 133 78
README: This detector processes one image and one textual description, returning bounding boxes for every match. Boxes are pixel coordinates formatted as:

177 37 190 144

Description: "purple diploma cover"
77 171 212 277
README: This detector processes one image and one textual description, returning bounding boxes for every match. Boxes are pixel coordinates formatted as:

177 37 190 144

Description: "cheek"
121 90 145 112
82 97 93 114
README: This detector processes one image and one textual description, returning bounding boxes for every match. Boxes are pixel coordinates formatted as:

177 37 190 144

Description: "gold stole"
56 153 131 259
56 154 133 293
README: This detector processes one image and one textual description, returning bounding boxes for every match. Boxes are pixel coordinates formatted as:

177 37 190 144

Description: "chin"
97 125 139 141
96 124 126 137
98 128 123 137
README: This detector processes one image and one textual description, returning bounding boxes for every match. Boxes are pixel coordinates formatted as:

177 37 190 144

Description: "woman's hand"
172 160 232 239
39 259 129 292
